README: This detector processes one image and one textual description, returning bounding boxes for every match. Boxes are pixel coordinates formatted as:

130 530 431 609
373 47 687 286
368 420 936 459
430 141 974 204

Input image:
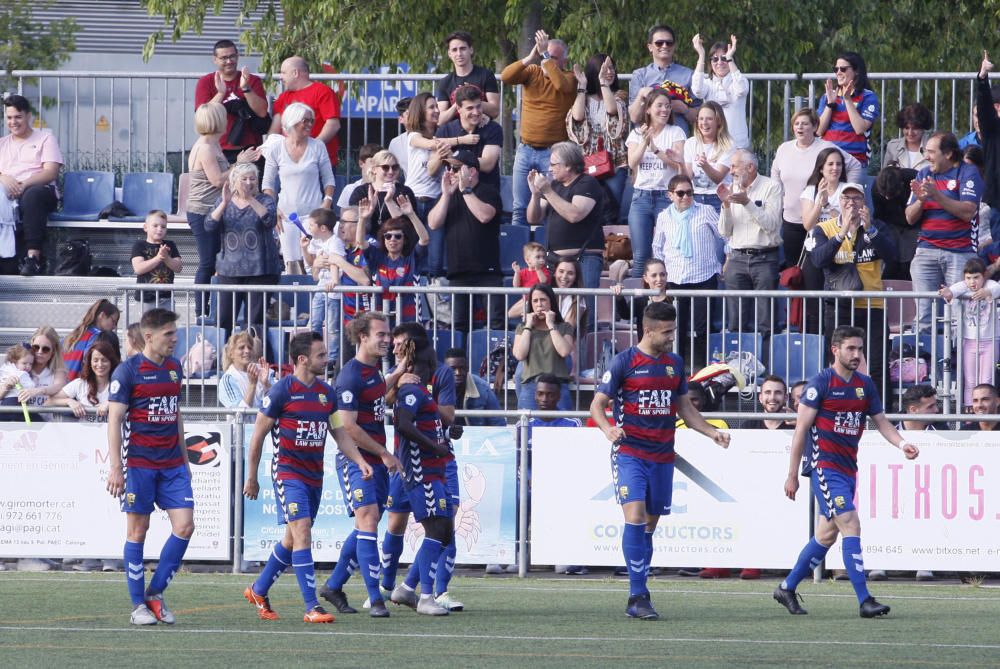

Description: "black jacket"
976 76 1000 208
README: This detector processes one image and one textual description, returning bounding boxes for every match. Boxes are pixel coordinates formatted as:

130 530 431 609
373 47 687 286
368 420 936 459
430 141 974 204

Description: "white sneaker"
485 564 503 575
435 591 464 611
73 559 102 572
18 558 55 572
416 594 449 616
102 560 124 572
130 603 158 625
868 569 888 581
916 570 936 581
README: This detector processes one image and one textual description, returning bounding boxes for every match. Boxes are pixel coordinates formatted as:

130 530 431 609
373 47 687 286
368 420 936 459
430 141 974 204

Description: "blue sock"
325 530 358 590
147 533 190 596
622 522 647 597
644 530 654 577
253 542 292 596
435 541 457 596
380 531 405 590
415 537 444 594
404 560 420 589
842 536 871 603
356 531 384 603
781 537 830 591
292 548 319 611
124 541 145 606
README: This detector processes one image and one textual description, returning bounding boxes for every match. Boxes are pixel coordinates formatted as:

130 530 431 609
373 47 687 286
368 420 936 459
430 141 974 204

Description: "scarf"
670 205 694 258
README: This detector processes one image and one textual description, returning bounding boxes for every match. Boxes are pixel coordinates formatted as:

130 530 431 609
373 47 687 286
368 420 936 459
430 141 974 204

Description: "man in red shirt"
194 40 269 163
271 56 342 167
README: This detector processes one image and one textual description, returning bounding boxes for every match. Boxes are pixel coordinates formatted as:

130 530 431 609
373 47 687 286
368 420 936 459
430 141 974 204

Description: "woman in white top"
625 87 686 278
691 34 750 149
883 102 932 170
800 147 849 230
19 326 66 408
218 330 274 410
406 92 449 277
262 102 336 275
46 338 119 422
683 101 735 213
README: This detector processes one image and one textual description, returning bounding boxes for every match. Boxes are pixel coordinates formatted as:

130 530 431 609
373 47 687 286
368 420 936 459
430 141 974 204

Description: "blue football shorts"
273 477 322 525
337 455 388 517
811 467 857 518
610 447 675 517
121 464 194 514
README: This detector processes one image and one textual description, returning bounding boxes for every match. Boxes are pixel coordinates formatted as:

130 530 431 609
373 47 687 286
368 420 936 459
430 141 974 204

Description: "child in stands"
131 210 183 311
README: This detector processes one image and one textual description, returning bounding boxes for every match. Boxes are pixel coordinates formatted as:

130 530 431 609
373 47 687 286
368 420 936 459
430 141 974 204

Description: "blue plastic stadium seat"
499 224 531 277
50 171 115 221
174 326 226 378
429 329 465 362
110 172 174 222
532 225 547 248
769 333 826 385
500 175 513 214
707 332 764 365
468 329 513 376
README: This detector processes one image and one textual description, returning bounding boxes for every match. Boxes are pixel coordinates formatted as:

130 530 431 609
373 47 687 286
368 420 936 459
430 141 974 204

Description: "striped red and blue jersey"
64 326 102 381
979 239 1000 267
109 353 184 470
597 346 688 463
340 245 370 323
261 375 336 487
909 163 983 253
336 358 387 465
390 360 457 409
395 383 451 488
818 89 880 166
800 367 883 478
364 246 427 322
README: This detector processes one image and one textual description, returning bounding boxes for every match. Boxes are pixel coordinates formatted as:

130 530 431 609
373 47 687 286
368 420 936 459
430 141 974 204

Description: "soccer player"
320 312 403 618
243 332 373 624
774 325 920 618
590 302 730 620
106 308 192 626
380 323 464 612
390 347 455 615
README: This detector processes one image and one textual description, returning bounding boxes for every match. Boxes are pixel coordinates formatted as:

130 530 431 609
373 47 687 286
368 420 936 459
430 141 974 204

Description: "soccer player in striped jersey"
320 312 403 618
590 302 730 620
106 308 191 626
774 325 920 618
243 332 372 624
391 349 455 616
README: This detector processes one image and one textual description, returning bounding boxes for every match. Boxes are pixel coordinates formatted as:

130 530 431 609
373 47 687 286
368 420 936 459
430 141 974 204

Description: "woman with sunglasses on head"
818 52 880 168
691 34 750 150
14 326 66 408
357 190 430 326
350 149 419 239
262 102 335 275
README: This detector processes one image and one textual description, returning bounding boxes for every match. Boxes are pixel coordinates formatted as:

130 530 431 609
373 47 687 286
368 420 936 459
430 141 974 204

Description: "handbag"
778 246 806 329
604 233 633 264
583 137 614 180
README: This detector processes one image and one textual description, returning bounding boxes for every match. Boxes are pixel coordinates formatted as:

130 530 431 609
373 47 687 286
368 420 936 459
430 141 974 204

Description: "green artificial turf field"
1 572 998 668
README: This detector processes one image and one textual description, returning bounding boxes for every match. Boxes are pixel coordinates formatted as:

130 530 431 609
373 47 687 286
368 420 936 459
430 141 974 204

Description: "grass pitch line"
3 625 1000 651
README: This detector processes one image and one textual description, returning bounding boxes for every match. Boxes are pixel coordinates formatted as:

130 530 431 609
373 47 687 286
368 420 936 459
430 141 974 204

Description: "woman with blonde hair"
218 329 273 409
15 325 67 407
188 102 261 319
683 100 735 212
349 149 418 238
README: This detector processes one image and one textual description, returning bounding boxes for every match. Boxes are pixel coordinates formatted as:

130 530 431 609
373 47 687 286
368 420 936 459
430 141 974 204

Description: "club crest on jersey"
262 396 271 409
353 488 364 503
287 502 298 516
319 393 328 405
946 179 957 191
341 390 354 404
806 387 818 401
386 495 394 507
126 493 135 506
111 380 121 394
834 496 846 509
169 370 179 382
439 498 447 510
601 371 612 384
665 366 675 377
405 394 417 406
855 387 865 399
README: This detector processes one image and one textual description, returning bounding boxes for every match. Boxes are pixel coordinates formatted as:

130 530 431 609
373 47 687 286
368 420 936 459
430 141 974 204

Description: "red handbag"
584 137 614 180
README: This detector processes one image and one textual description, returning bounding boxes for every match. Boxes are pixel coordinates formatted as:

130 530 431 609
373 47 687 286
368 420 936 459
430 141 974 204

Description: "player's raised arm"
244 411 276 499
785 402 819 500
106 401 127 497
674 394 730 448
589 391 624 443
870 413 920 460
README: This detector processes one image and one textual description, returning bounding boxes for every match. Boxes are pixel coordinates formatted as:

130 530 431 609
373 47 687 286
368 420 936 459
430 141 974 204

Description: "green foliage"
0 0 78 97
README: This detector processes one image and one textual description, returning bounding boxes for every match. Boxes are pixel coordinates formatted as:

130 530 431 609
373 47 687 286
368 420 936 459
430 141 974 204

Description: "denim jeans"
578 252 604 333
514 363 573 410
187 211 221 317
512 143 552 227
602 168 629 224
310 292 341 363
694 193 722 214
628 188 670 278
415 197 444 276
911 246 975 332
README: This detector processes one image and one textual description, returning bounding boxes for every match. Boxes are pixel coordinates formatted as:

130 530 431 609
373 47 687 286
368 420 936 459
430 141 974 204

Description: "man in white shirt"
718 149 783 336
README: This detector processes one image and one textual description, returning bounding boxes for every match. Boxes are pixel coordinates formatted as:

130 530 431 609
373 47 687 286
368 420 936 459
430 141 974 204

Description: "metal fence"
5 68 990 179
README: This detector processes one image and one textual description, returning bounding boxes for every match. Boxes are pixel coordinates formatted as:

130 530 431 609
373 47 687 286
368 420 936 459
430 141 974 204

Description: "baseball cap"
447 149 480 169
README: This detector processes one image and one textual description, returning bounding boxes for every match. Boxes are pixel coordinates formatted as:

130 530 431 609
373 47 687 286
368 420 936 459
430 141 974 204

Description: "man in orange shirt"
500 29 576 227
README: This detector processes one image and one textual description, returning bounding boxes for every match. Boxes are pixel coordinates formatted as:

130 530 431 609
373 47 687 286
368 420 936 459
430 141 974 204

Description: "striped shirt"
109 354 184 470
336 358 387 465
908 163 983 253
396 383 451 488
800 367 883 478
261 375 337 487
651 202 723 284
818 89 880 166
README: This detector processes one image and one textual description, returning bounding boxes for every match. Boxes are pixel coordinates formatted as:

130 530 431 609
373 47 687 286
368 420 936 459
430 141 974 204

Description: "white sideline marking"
1 625 999 650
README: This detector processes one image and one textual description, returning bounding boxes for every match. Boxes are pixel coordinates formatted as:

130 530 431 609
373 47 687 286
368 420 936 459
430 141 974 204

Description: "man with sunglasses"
428 150 504 331
629 25 700 135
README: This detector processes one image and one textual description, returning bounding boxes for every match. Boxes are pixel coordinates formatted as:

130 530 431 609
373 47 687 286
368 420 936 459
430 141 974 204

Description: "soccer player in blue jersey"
320 312 403 618
106 308 192 626
590 302 730 620
391 347 456 616
774 325 920 618
243 332 373 624
378 323 464 612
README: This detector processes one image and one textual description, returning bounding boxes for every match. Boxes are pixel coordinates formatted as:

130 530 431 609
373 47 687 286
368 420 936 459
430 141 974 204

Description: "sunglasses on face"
31 344 52 354
379 164 400 172
383 232 404 241
834 66 851 73
711 56 731 63
448 165 462 172
653 39 675 47
672 189 694 198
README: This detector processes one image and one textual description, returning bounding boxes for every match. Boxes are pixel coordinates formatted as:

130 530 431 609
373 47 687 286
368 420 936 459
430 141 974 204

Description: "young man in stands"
967 383 1000 430
436 31 501 125
0 94 63 276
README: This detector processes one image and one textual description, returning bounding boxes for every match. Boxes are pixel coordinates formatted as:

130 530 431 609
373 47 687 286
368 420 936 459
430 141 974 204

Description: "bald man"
271 56 342 167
